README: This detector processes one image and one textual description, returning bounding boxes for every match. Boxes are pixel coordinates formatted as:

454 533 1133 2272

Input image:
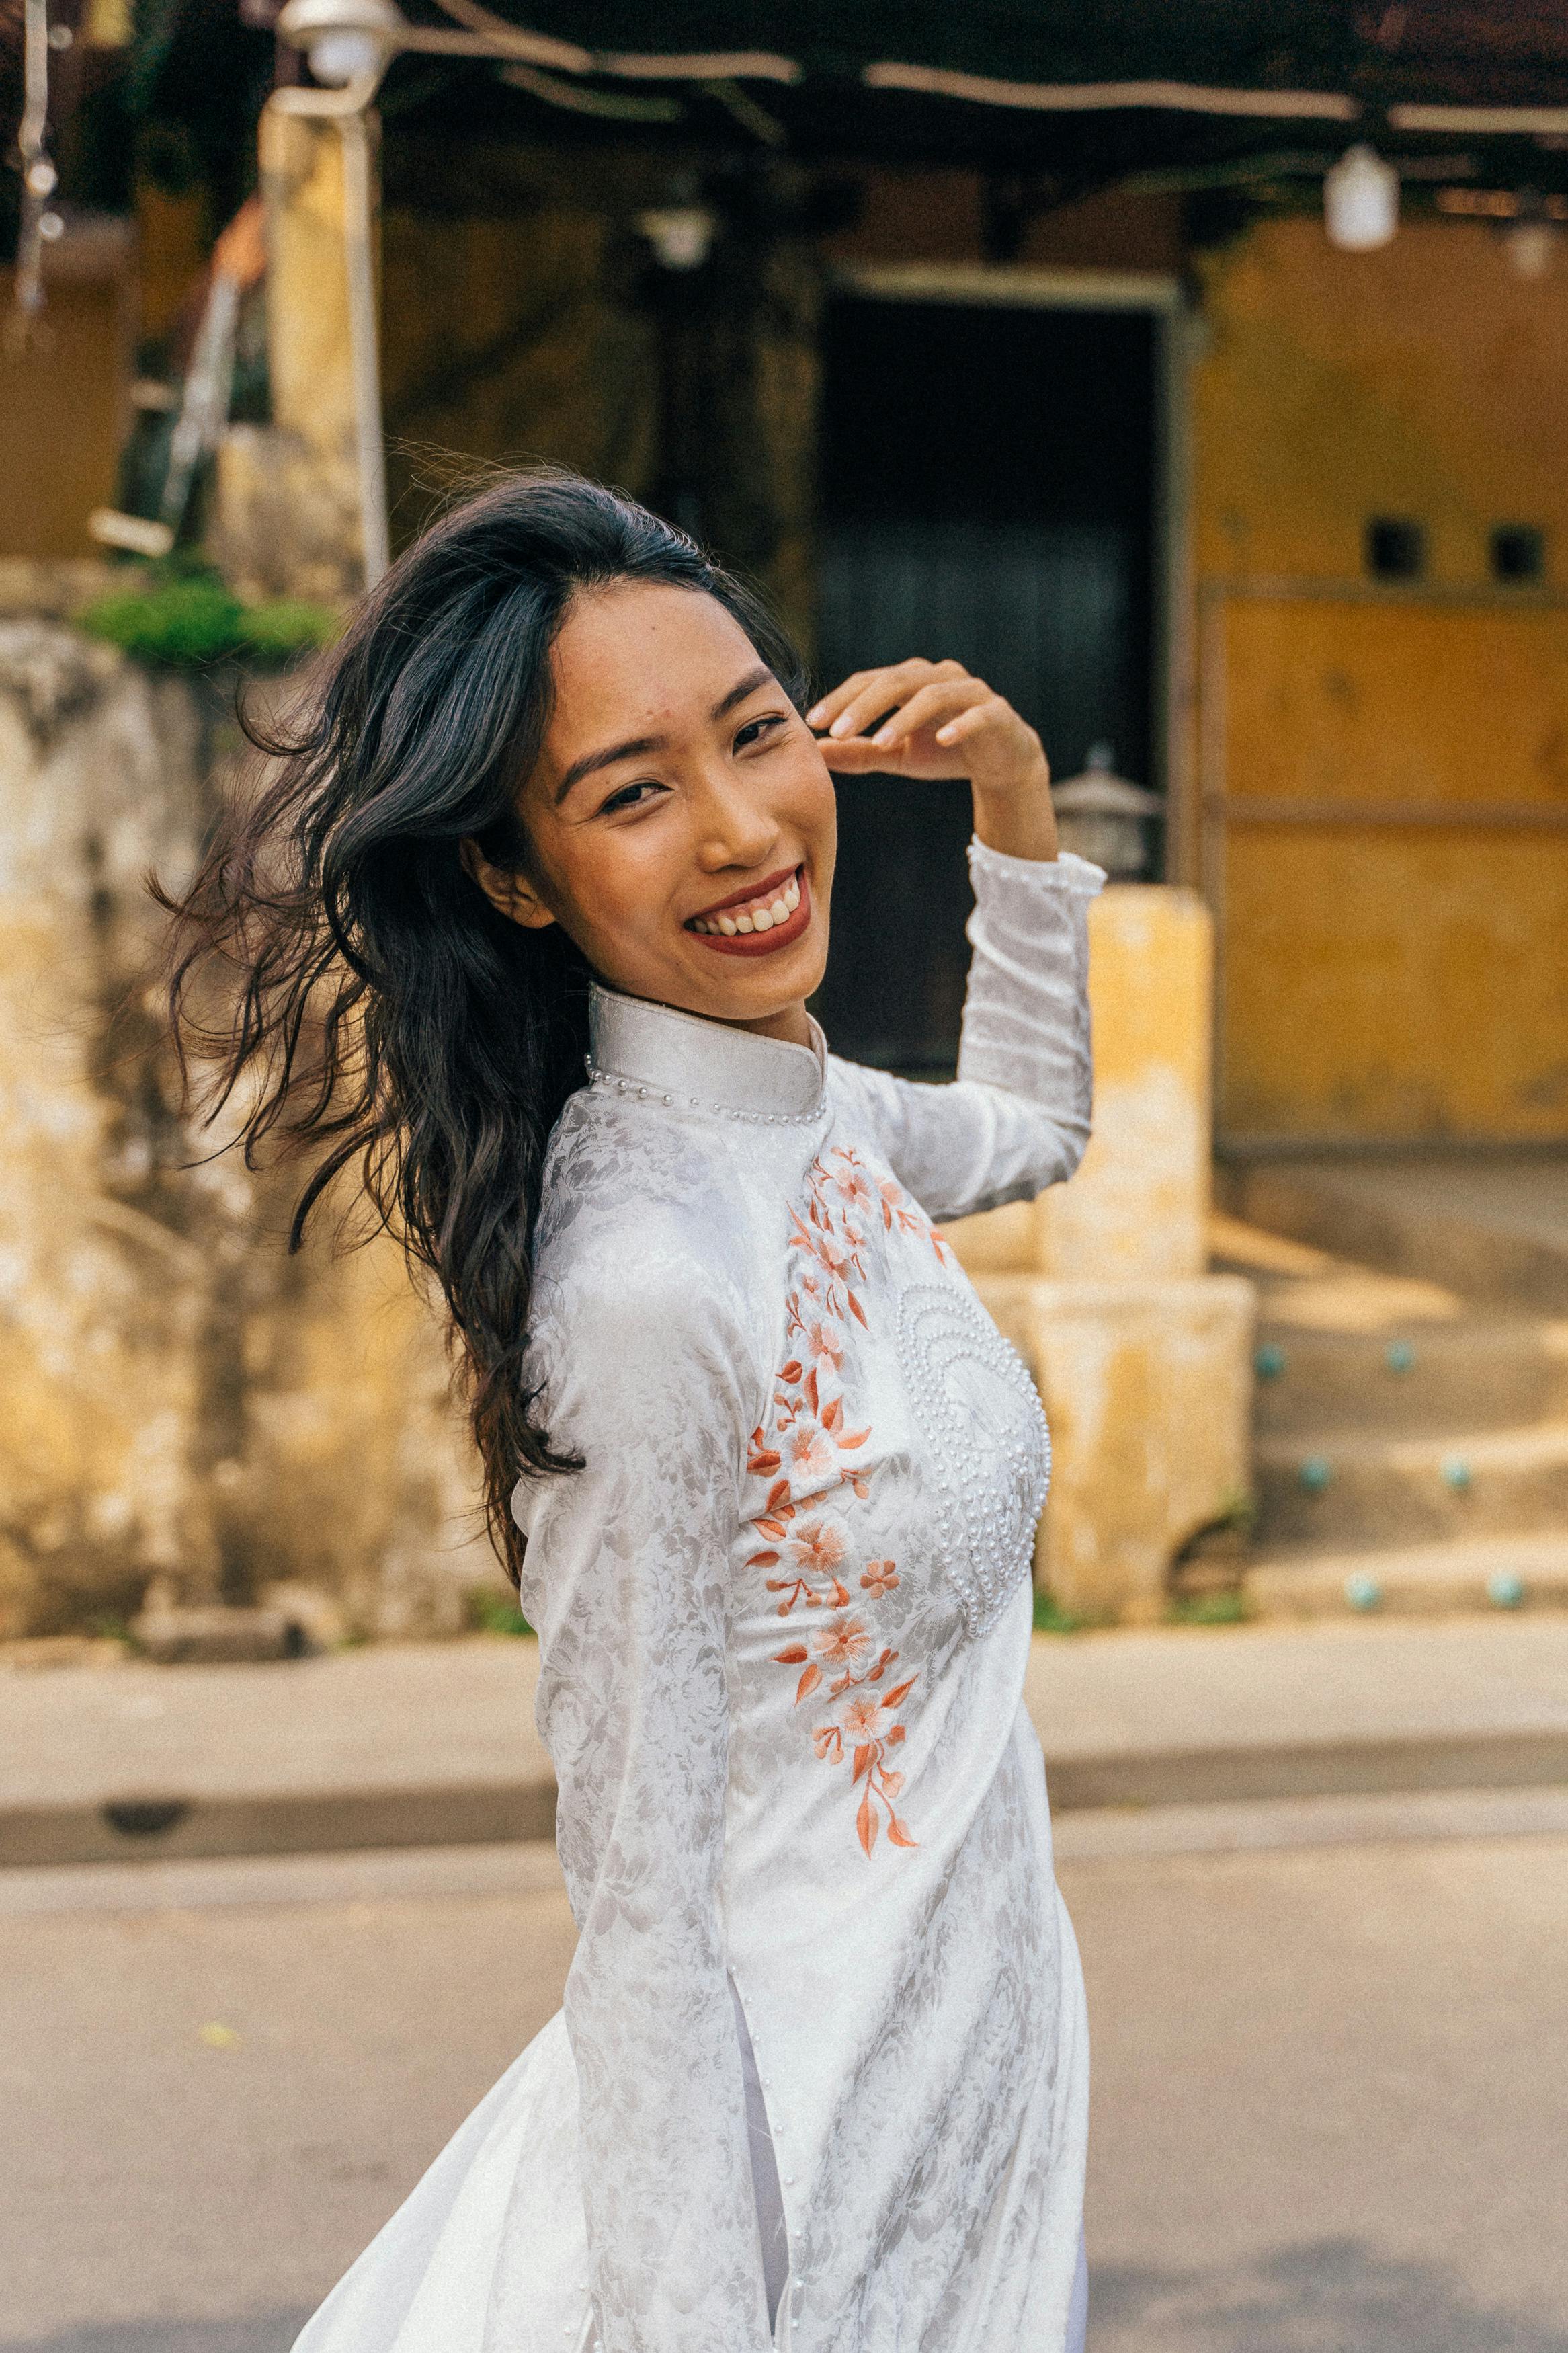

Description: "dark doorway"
813 292 1159 1074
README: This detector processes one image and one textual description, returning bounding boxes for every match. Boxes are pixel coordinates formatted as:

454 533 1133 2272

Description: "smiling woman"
158 468 1104 2353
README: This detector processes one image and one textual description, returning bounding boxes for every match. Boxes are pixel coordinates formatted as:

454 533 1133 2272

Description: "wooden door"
1204 584 1568 1145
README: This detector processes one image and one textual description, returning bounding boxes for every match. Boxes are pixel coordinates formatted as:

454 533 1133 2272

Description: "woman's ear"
460 838 557 932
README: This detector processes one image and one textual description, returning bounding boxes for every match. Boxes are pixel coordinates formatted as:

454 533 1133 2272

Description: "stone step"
1253 1419 1568 1550
1245 1533 1568 1620
1251 1316 1568 1437
1223 1156 1568 1313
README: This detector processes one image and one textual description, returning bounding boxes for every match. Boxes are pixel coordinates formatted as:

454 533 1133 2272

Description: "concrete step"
1255 1418 1568 1549
1223 1156 1568 1313
1251 1315 1568 1437
1245 1532 1568 1620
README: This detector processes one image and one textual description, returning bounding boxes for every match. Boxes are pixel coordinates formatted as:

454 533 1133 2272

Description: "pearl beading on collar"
583 1060 825 1128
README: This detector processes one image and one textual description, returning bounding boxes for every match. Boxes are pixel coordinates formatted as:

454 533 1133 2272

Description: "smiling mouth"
685 865 810 957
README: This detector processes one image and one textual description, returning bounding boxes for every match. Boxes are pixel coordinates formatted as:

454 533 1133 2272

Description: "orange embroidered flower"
833 1166 876 1214
802 1317 844 1371
753 1151 920 1856
811 1615 872 1669
788 1519 848 1577
785 1421 836 1481
841 1689 886 1738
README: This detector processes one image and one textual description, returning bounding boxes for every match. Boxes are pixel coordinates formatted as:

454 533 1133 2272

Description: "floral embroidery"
745 1148 921 1856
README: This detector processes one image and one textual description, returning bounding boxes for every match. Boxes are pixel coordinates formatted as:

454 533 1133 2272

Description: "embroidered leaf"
847 1291 869 1330
795 1663 821 1704
882 1677 917 1709
780 1360 802 1383
852 1743 873 1783
881 1769 904 1797
886 1816 917 1849
747 1550 780 1568
820 1394 842 1433
765 1480 792 1513
804 1367 820 1417
884 1724 907 1745
838 1427 870 1449
773 1644 809 1664
857 1790 878 1856
757 1517 788 1539
749 1447 782 1477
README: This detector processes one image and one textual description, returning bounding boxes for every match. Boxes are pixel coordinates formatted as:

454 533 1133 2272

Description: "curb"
5 1730 1567 1869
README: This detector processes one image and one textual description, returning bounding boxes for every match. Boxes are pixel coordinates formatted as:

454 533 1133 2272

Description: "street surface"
3 1823 1565 2353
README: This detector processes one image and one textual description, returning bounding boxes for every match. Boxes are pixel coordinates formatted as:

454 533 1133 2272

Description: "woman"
166 470 1103 2353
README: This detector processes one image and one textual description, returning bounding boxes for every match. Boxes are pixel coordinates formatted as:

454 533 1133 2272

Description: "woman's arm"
808 661 1106 1222
515 1252 772 2353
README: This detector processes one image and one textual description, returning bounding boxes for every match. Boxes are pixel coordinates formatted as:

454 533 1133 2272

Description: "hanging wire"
7 0 65 354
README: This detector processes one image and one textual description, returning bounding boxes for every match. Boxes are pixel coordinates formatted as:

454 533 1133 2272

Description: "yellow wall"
0 262 128 559
1192 217 1568 1142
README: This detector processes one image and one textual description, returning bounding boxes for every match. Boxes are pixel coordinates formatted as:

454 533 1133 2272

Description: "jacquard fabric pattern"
290 844 1104 2353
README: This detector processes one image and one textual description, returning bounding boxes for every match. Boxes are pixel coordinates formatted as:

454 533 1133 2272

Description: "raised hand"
805 658 1058 862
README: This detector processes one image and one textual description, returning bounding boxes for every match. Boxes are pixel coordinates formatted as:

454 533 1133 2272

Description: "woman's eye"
734 713 787 753
599 780 663 815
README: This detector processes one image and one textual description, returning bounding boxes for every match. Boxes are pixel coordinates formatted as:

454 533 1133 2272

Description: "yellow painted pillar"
214 105 382 601
945 885 1255 1620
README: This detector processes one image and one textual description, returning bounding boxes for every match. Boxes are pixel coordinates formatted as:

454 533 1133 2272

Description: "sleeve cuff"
966 838 1108 896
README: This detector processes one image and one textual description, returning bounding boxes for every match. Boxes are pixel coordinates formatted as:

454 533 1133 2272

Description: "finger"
870 677 990 749
825 658 969 742
818 734 913 772
932 694 1011 743
804 670 877 729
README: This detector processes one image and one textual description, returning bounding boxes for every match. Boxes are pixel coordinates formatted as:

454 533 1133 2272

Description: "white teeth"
694 873 801 939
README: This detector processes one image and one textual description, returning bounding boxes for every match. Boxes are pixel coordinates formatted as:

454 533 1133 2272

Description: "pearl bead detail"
897 1283 1050 1642
583 1062 823 1127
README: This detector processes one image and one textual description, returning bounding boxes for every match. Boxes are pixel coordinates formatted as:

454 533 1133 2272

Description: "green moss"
468 1588 535 1638
1164 1587 1253 1628
1032 1588 1095 1635
75 568 338 670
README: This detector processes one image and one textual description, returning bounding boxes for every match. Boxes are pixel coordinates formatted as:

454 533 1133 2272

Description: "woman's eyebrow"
710 663 774 720
555 733 665 803
554 666 776 804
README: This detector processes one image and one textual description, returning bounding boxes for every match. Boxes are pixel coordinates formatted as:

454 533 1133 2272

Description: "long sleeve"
829 840 1105 1223
514 1252 774 2353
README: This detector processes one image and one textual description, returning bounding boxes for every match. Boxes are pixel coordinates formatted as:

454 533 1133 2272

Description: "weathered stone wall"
0 619 491 1639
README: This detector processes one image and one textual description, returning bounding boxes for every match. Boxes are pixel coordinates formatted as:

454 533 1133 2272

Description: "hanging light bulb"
1325 145 1399 251
276 0 402 88
1505 220 1555 279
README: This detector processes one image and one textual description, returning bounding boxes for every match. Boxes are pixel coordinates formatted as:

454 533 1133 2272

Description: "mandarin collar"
587 982 827 1122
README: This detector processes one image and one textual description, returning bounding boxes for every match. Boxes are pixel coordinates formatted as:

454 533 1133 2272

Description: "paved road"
3 1824 1565 2353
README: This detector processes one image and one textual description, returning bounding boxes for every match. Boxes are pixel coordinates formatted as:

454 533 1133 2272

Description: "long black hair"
160 468 806 1584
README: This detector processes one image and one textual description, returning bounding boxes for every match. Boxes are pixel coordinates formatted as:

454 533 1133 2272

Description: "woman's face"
472 581 837 1047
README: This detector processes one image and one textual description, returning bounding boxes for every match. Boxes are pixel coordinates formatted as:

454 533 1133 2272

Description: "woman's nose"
692 771 780 869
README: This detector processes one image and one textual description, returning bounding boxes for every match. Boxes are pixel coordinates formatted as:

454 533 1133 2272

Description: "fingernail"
829 715 854 737
935 724 955 743
805 703 825 725
872 726 896 747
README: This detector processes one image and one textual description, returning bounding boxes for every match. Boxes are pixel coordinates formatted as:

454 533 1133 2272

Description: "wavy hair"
159 469 806 1583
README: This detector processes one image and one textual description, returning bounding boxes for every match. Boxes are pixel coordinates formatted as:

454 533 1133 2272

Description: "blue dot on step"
1298 1455 1333 1492
1487 1570 1525 1609
1385 1340 1415 1373
1255 1344 1287 1380
1345 1571 1383 1611
1442 1457 1473 1492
